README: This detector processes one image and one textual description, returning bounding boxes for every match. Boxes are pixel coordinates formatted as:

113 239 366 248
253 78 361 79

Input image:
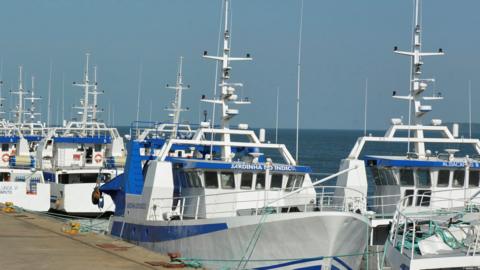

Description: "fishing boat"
336 0 480 264
100 1 369 269
36 54 126 215
384 194 480 270
0 66 50 211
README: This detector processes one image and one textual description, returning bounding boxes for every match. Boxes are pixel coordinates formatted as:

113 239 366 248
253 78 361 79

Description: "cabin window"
255 173 266 190
373 168 396 185
58 173 105 184
399 169 414 186
372 168 382 185
188 172 202 187
286 175 296 192
94 144 102 152
204 171 218 189
0 173 11 182
437 170 450 187
416 169 431 187
1 144 8 152
240 173 253 190
86 147 93 164
416 190 431 206
453 170 465 187
404 189 414 206
294 175 304 190
220 172 235 189
469 171 480 187
271 174 283 189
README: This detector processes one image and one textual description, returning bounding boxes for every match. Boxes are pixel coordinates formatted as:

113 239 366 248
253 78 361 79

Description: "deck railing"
149 185 366 221
366 188 480 219
390 195 480 260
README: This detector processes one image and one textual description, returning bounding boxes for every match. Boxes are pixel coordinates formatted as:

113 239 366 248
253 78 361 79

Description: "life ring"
94 154 103 163
2 153 10 162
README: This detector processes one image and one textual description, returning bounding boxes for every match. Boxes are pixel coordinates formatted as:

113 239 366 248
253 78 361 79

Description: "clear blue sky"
0 0 479 130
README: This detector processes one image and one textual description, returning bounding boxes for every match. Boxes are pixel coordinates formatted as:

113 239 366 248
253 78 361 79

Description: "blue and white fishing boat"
384 194 480 270
336 1 480 266
36 54 126 215
0 65 49 211
100 1 369 269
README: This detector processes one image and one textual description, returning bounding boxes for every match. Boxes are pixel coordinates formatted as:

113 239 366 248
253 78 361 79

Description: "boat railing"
390 195 480 260
130 121 203 140
51 121 120 138
367 194 402 218
366 188 480 219
149 185 366 221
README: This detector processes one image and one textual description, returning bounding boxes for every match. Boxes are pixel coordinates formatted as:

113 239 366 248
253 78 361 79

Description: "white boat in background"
36 53 125 215
384 195 480 270
0 120 49 211
335 0 480 267
0 66 49 211
100 1 369 269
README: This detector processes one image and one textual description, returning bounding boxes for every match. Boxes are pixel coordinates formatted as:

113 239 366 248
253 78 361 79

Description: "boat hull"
50 182 115 215
110 212 369 269
0 181 50 211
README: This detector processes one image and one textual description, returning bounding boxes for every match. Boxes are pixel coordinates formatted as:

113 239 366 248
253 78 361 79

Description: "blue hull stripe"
54 136 112 144
254 257 323 270
111 221 228 242
255 257 351 270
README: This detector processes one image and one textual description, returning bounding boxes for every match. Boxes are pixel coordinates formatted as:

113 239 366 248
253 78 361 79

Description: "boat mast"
24 76 41 123
12 65 25 124
166 56 190 138
73 53 95 132
202 0 252 161
0 60 5 117
392 0 444 156
90 65 102 122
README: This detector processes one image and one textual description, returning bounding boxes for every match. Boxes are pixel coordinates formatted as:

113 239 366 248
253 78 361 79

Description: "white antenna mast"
11 65 26 124
135 63 143 134
364 78 368 136
275 87 280 143
24 75 42 123
469 80 472 138
90 66 103 122
47 61 52 127
202 0 252 161
392 0 444 155
73 53 95 132
61 73 65 124
165 56 190 138
295 0 304 163
0 58 5 116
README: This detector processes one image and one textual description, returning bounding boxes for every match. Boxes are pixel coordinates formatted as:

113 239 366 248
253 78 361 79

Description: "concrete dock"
0 207 180 270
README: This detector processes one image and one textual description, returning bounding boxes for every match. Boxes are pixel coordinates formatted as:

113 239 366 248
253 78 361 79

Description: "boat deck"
0 205 182 270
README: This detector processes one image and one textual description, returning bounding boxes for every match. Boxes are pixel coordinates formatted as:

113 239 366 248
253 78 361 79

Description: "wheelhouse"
365 155 480 215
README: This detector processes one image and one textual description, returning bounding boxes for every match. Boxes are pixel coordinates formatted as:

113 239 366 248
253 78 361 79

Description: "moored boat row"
1 0 480 269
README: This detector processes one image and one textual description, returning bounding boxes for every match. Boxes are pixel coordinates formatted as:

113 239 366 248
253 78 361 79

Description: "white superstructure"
0 66 49 211
335 2 480 269
101 1 369 269
37 53 125 215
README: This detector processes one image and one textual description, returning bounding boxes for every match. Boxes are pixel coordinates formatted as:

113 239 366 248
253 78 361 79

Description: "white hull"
0 181 50 211
110 212 369 269
50 183 114 215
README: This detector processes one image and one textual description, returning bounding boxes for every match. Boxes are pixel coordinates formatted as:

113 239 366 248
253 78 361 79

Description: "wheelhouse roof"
364 155 480 169
168 157 311 173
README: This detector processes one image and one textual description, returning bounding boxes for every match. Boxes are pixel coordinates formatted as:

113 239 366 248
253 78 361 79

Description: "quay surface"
0 207 175 270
